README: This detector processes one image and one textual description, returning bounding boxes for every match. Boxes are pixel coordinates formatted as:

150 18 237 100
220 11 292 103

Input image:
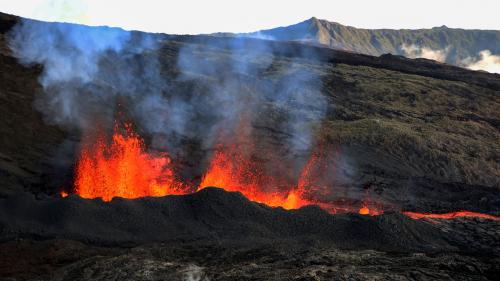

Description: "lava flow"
403 211 500 221
74 123 189 201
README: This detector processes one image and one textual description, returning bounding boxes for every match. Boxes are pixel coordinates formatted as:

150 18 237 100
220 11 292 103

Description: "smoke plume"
462 50 500 74
401 44 449 62
176 37 328 154
7 18 165 132
7 18 332 189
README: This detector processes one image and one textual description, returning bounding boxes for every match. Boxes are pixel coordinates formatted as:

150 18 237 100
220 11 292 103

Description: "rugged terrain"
1 188 499 281
0 12 499 280
235 17 500 66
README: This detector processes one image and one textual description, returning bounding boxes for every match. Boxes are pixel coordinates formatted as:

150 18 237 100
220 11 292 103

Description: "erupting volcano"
70 121 500 221
72 118 340 210
2 8 500 280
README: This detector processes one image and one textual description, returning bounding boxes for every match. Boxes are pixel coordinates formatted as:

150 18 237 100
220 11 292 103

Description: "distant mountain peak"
246 18 500 67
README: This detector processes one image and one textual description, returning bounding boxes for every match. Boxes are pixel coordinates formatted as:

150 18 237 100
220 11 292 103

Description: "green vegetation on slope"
252 17 500 65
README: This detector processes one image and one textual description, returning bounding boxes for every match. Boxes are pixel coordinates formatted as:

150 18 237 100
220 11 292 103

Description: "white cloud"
462 50 500 74
401 44 449 62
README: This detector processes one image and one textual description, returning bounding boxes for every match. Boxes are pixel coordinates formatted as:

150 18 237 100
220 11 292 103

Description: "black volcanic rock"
1 238 499 281
0 189 499 280
0 187 479 253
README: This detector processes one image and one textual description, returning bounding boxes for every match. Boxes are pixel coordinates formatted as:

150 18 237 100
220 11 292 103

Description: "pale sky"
0 0 499 34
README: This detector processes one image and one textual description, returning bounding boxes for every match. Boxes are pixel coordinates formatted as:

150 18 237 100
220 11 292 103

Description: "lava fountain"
74 122 189 201
198 141 310 209
197 114 313 209
198 139 340 211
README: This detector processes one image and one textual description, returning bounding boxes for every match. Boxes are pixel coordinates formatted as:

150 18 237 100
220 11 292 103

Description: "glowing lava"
75 123 188 201
198 142 309 209
357 205 384 216
358 206 370 215
403 211 500 221
198 138 341 210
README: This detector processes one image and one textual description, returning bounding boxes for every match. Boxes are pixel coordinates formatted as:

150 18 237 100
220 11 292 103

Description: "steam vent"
1 9 499 281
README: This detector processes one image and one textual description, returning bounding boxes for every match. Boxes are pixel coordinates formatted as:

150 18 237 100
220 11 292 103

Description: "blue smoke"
176 37 327 153
7 19 163 131
8 18 332 186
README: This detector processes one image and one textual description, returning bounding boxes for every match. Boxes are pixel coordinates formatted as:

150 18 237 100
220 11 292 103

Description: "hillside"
241 17 500 67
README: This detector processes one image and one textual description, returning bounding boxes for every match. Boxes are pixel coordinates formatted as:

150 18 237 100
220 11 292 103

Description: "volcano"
0 12 499 281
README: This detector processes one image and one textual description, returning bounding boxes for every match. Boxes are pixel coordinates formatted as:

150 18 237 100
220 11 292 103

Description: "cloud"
462 50 500 74
400 44 448 62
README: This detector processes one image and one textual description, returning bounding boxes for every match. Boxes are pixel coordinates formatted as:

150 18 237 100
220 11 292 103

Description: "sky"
0 0 499 34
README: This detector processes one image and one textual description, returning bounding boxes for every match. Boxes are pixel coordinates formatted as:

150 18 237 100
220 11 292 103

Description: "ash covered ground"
0 12 499 280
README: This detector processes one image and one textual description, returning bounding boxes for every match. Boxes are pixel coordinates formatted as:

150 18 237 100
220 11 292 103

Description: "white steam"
401 44 500 74
7 19 181 138
462 50 500 74
400 44 449 62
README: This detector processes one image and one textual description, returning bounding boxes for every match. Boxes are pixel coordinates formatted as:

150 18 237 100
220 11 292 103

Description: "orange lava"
357 204 385 216
198 142 310 209
358 206 370 215
197 113 316 209
403 211 500 221
74 123 188 201
60 191 68 198
199 137 343 211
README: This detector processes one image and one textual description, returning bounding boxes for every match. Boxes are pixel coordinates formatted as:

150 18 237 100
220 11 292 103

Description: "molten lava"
197 113 316 209
403 211 500 221
75 123 188 201
358 206 370 215
198 139 342 210
198 142 310 209
357 205 384 216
